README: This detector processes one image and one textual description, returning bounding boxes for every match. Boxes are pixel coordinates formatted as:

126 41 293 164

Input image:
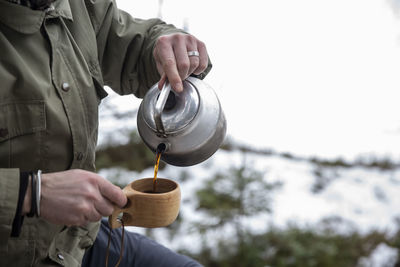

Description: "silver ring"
187 51 200 57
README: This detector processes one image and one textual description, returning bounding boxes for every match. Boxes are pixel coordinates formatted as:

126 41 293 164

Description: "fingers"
93 196 114 216
70 180 120 225
193 40 208 75
73 195 114 226
69 173 125 224
174 38 192 82
154 33 209 93
83 203 103 223
97 177 127 209
67 202 104 226
154 35 183 92
186 49 200 78
83 188 115 223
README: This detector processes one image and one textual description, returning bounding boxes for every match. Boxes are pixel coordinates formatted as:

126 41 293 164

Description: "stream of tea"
152 149 162 193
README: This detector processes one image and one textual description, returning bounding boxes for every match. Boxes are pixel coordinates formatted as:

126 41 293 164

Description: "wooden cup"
108 178 181 229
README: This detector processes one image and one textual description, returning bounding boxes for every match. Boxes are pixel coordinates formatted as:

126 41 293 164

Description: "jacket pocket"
48 222 100 266
0 101 46 168
0 239 35 266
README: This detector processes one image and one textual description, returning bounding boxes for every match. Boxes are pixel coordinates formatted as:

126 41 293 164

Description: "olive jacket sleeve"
85 0 187 98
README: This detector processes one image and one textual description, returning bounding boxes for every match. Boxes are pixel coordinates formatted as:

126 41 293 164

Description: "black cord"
27 172 36 217
11 172 30 237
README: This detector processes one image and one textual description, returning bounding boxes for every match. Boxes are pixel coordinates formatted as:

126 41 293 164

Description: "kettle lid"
140 80 200 133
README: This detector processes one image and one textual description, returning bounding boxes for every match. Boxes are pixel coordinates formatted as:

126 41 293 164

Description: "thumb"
98 178 127 208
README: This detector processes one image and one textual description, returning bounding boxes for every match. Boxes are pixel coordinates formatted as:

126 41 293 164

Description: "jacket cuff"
0 169 20 244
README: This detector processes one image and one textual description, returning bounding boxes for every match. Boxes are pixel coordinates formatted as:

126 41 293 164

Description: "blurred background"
97 0 400 266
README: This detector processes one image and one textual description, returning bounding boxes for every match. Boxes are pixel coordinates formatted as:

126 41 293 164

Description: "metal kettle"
137 76 227 166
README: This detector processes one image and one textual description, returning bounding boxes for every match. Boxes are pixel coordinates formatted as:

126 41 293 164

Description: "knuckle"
199 61 208 70
85 173 99 186
177 60 190 71
162 58 176 68
174 33 186 42
157 34 170 45
83 190 97 202
190 57 200 66
78 203 92 214
74 169 96 184
185 34 195 41
169 34 179 41
197 40 206 49
80 180 96 194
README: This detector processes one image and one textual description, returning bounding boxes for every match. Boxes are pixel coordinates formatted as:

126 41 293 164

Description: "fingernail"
175 82 183 92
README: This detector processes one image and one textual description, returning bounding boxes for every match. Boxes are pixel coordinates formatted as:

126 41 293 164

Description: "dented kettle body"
137 77 226 166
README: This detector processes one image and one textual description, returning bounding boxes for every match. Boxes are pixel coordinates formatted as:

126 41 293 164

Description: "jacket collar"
0 0 73 34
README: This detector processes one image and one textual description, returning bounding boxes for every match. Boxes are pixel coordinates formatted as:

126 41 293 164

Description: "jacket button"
62 82 70 92
0 128 8 138
57 253 64 260
76 152 84 161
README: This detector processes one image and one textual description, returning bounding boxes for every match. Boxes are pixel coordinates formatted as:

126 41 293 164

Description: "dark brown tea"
152 145 164 193
143 190 162 194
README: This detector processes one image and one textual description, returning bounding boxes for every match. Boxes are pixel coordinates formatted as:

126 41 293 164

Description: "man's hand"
24 169 127 226
153 33 209 93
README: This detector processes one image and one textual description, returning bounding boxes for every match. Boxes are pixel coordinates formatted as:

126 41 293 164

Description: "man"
0 0 211 265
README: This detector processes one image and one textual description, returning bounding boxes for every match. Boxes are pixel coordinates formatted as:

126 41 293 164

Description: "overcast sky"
113 0 400 160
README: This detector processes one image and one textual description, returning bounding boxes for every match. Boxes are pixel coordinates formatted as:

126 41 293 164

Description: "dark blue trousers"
82 219 202 267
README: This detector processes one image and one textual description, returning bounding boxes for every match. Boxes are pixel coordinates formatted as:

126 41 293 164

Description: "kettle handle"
154 81 171 137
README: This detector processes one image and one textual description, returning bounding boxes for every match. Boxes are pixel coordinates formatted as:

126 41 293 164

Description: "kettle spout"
157 143 168 154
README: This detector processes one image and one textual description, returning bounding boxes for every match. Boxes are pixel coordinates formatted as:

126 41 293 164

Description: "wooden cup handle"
108 206 124 229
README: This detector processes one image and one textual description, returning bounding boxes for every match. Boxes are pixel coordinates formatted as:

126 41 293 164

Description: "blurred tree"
183 216 389 267
258 222 386 267
194 160 280 228
182 158 281 266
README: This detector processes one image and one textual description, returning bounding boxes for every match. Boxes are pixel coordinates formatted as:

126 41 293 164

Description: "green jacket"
0 0 204 265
